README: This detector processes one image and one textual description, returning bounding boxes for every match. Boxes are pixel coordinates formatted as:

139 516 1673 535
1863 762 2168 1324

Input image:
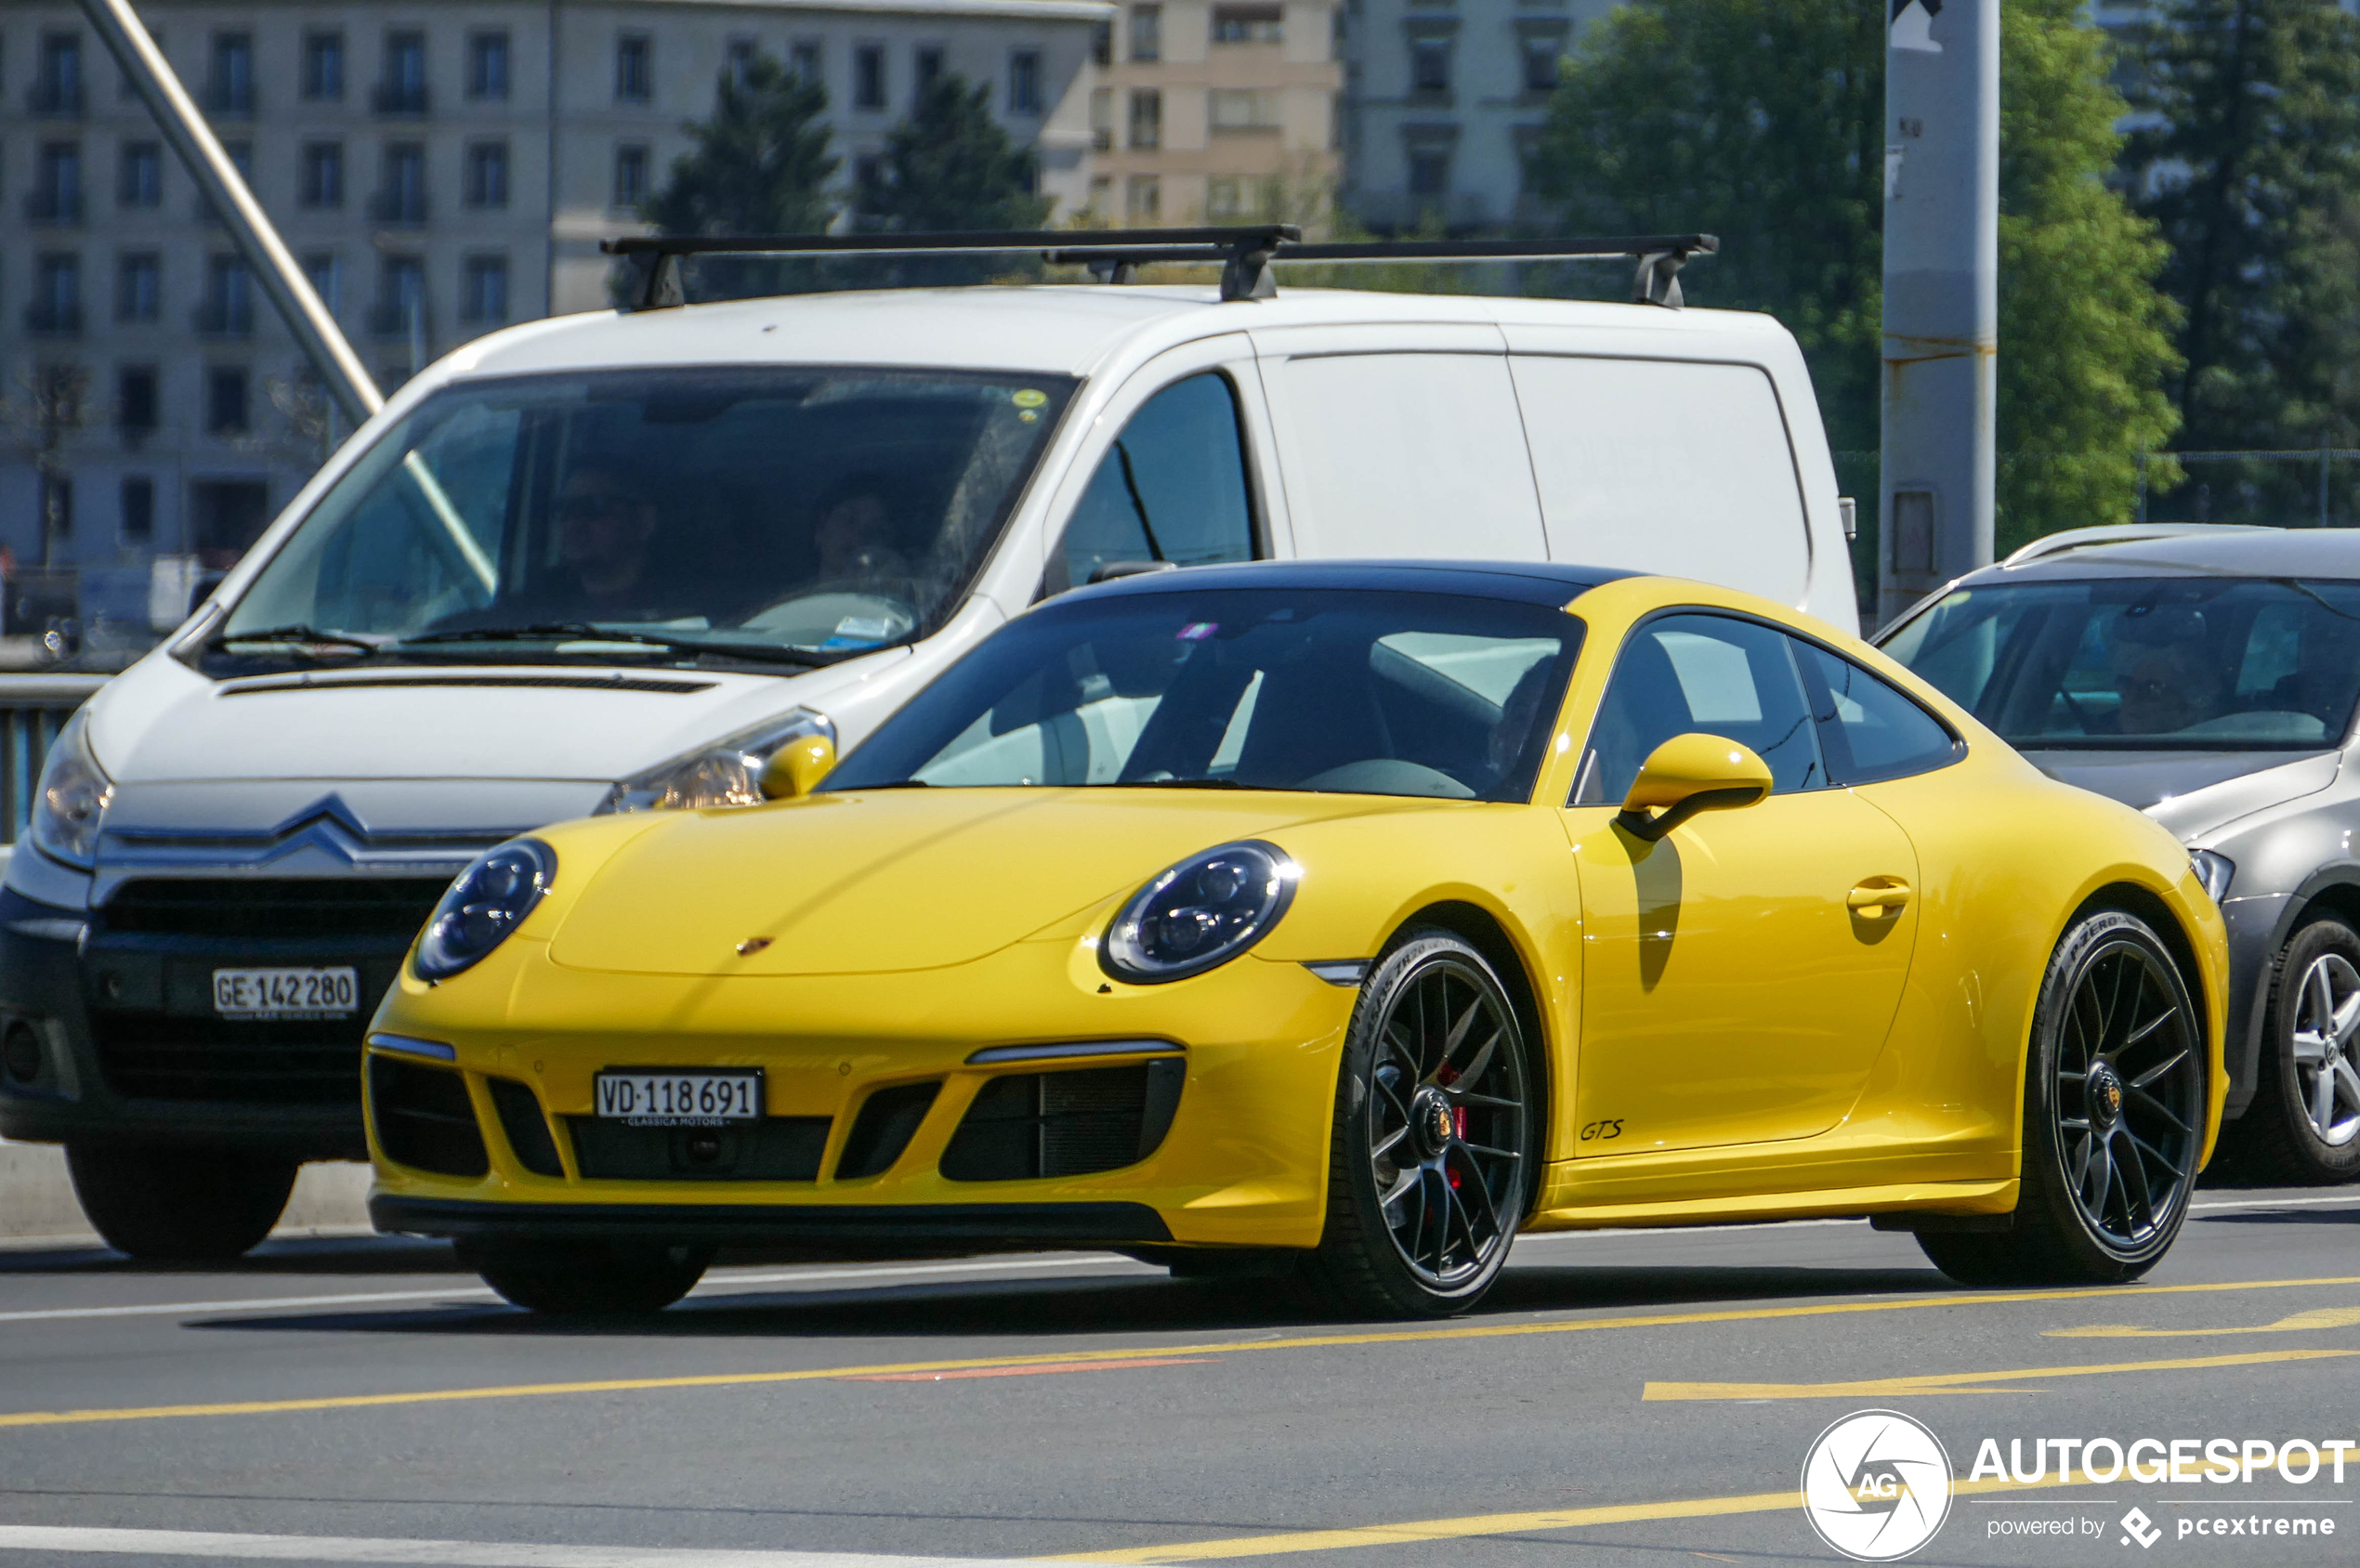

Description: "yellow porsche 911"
365 562 2227 1318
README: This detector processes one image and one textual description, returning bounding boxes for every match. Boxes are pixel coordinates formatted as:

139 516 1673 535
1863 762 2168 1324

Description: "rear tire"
65 1144 296 1262
1917 909 2205 1287
461 1238 711 1316
2222 918 2360 1184
1302 932 1535 1319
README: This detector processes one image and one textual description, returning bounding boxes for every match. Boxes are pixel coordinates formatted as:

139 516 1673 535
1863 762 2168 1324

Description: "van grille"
939 1061 1184 1183
100 879 451 942
91 1011 364 1105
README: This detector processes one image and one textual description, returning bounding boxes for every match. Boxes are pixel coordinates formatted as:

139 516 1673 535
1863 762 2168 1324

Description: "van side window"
1792 641 1961 784
1574 612 1827 804
1047 372 1255 595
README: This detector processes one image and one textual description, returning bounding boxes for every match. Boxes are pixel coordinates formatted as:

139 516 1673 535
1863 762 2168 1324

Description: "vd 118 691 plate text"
595 1070 764 1126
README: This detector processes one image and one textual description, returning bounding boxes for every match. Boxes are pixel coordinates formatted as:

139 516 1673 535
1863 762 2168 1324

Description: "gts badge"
1579 1118 1625 1143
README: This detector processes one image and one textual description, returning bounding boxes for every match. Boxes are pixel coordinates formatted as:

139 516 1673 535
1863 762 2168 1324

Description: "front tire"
65 1144 296 1262
2225 918 2360 1183
1918 909 2205 1287
1304 932 1535 1318
460 1238 711 1316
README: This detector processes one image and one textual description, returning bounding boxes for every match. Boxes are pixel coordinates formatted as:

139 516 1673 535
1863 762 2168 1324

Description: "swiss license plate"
595 1069 764 1127
212 966 360 1020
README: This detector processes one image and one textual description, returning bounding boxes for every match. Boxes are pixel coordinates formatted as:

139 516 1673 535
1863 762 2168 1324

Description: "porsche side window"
1044 373 1256 596
1793 643 1960 784
1574 613 1826 804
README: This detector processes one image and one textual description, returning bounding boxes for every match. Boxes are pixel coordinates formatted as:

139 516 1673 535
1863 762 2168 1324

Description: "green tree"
2128 0 2360 516
862 72 1050 284
638 53 838 301
1527 0 2181 559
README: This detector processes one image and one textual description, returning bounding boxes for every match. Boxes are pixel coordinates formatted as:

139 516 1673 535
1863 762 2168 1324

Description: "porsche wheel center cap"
1409 1088 1455 1159
2088 1062 2125 1129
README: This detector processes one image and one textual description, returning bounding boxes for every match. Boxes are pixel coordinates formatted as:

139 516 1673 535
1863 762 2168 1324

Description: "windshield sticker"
1177 622 1219 642
1013 389 1048 408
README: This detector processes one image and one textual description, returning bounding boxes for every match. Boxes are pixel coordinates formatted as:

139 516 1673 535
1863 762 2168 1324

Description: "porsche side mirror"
1616 734 1773 843
759 734 837 801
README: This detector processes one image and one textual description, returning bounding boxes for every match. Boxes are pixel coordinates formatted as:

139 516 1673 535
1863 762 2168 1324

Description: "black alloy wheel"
1308 931 1534 1317
2226 918 2360 1183
65 1144 298 1262
460 1238 714 1316
1918 909 2204 1287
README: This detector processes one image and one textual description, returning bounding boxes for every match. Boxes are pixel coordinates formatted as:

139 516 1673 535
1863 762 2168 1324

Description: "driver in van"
812 477 912 583
2106 602 2225 736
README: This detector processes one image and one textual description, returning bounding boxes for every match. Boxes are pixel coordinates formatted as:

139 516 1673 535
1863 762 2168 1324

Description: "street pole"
1877 0 1999 626
78 0 382 428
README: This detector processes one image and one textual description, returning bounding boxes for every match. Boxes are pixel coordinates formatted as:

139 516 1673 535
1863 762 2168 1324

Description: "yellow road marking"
2048 1306 2360 1339
1043 1472 2091 1563
4 1274 2357 1431
1643 1346 2358 1401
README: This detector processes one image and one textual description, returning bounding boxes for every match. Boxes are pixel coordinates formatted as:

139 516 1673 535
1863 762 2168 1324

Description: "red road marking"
840 1356 1212 1382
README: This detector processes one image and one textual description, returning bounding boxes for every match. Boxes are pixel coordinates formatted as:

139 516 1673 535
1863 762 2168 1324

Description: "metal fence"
0 677 108 848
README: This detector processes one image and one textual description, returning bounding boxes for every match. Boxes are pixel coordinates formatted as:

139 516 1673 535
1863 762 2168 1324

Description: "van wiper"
398 623 832 668
209 624 381 655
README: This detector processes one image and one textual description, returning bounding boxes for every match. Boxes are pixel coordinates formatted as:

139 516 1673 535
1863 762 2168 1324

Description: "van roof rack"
600 228 1719 311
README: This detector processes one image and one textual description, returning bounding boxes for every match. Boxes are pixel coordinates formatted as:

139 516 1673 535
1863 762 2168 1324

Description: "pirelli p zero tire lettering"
2229 917 2360 1183
459 1238 714 1316
64 1144 297 1262
1918 908 2205 1287
1305 931 1535 1319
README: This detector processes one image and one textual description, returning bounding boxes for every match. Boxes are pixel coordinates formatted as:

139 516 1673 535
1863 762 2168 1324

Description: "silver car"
1878 527 2360 1183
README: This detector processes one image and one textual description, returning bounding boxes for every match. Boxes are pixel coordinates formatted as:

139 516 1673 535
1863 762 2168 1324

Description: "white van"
0 264 1854 1258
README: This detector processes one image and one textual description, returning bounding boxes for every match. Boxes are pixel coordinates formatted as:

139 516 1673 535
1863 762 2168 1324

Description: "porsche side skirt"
370 1195 1173 1248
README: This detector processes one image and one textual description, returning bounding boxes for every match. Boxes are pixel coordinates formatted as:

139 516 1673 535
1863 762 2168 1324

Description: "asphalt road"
2 1184 2357 1568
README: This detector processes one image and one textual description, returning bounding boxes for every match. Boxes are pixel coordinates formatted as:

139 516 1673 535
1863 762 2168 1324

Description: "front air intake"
939 1061 1183 1183
368 1055 489 1178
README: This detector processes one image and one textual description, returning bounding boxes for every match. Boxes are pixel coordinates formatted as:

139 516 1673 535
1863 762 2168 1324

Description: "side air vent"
939 1062 1184 1183
566 1117 831 1181
834 1081 942 1180
487 1078 564 1177
368 1055 489 1178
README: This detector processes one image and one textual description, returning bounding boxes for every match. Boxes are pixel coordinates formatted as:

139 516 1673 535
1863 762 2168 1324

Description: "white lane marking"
0 1256 1136 1326
0 1525 1116 1566
2192 1193 2360 1212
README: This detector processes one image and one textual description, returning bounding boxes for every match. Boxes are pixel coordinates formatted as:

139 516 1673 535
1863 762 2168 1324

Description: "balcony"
372 83 430 116
191 298 255 336
367 302 427 338
28 80 85 117
23 302 85 336
24 190 84 227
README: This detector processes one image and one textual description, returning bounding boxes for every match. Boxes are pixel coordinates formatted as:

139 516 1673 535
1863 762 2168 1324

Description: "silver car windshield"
214 367 1075 669
1883 577 2360 750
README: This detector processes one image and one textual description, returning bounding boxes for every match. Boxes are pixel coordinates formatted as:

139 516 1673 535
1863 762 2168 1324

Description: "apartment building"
1086 0 1339 224
0 0 1106 634
1338 0 1615 231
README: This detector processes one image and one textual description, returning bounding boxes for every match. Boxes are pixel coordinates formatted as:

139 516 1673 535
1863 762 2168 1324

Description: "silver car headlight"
30 710 112 869
2190 849 2235 904
596 709 835 815
1102 841 1299 985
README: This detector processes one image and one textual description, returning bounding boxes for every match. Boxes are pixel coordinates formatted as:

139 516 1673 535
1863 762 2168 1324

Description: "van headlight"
597 710 835 814
2191 849 2235 903
30 710 112 869
414 839 556 981
1102 842 1299 985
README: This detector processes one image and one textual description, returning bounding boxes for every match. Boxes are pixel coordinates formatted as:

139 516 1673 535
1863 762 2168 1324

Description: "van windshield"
211 367 1075 671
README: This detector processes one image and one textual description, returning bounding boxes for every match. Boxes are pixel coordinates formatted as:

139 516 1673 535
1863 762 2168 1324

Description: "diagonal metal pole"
78 0 381 427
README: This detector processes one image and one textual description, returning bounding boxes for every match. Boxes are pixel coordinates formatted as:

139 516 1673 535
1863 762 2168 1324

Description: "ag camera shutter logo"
1801 1409 1954 1561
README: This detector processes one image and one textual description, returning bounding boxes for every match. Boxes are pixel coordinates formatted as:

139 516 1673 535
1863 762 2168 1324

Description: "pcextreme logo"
1801 1409 1955 1561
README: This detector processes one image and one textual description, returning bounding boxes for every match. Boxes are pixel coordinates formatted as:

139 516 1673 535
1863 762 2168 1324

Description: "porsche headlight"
30 710 112 869
597 709 835 814
414 838 556 981
2191 849 2235 904
1102 841 1298 985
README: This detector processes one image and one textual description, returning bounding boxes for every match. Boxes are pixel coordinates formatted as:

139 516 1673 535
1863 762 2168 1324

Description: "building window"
1209 89 1281 133
1410 36 1453 97
465 141 509 208
206 366 250 435
304 253 342 315
118 140 161 207
120 474 156 539
791 40 822 85
116 251 160 321
914 46 944 98
612 144 649 209
303 33 345 100
1092 21 1112 68
39 475 73 543
377 31 427 114
854 45 885 111
1130 6 1161 63
1125 175 1160 220
194 141 251 227
1408 146 1450 197
853 154 885 210
1089 174 1113 212
373 143 427 225
1207 176 1243 218
198 254 254 335
1129 89 1161 150
726 39 757 92
1213 5 1284 44
374 255 426 339
300 142 344 208
34 33 84 116
208 32 255 115
33 143 84 225
30 254 82 334
462 255 509 324
1008 49 1041 115
616 34 652 103
1090 88 1114 152
469 32 511 99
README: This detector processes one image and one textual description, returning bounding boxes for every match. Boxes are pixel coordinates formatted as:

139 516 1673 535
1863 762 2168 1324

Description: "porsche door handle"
1846 880 1912 919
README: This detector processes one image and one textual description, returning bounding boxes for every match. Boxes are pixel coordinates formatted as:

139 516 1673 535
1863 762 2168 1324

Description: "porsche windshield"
213 367 1075 669
826 588 1582 802
1882 576 2360 750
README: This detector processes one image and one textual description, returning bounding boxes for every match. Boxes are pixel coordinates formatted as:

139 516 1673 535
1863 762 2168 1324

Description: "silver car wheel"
2288 952 2360 1148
